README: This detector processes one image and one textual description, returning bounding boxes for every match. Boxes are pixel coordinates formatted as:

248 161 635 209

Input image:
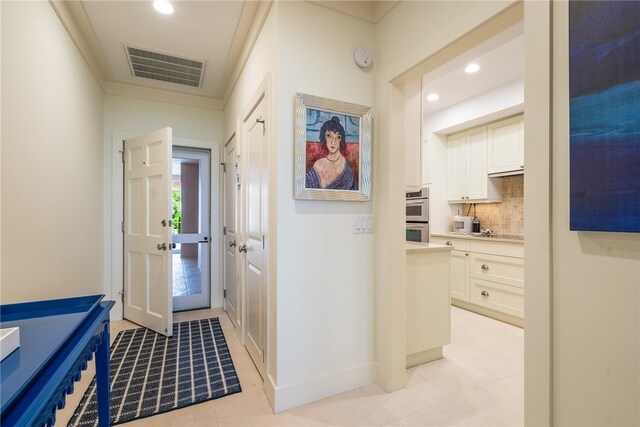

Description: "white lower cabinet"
431 235 524 325
450 250 469 301
406 246 452 367
469 278 524 318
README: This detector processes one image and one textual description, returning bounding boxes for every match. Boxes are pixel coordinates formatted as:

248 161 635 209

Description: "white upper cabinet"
487 114 524 176
446 131 467 201
446 126 502 203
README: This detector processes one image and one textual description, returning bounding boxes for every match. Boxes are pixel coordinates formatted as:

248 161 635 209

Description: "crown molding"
49 0 107 89
307 1 398 23
105 82 224 110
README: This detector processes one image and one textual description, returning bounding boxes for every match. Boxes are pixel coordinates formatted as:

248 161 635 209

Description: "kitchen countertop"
406 242 454 252
431 233 525 244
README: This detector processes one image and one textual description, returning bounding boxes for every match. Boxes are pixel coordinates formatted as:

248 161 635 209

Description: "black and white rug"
68 318 241 426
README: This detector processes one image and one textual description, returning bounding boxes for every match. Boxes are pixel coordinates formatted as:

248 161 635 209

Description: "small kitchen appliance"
453 209 472 234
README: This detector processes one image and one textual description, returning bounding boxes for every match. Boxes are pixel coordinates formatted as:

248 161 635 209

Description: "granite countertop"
406 242 454 252
431 233 525 244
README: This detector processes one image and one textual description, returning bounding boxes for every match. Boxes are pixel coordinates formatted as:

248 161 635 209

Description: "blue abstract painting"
569 1 640 232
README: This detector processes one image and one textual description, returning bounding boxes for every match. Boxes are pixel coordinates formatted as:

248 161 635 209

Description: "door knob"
229 241 236 248
238 245 247 253
157 243 167 251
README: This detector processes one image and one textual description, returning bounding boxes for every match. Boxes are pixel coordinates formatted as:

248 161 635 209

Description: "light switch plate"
353 215 374 233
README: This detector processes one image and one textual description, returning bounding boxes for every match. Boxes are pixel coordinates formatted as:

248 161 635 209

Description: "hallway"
56 306 523 426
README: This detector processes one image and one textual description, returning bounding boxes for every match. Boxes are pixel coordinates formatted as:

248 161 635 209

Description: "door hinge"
223 289 227 298
221 162 227 172
120 149 125 164
262 235 265 249
223 226 227 235
121 221 125 233
118 290 124 303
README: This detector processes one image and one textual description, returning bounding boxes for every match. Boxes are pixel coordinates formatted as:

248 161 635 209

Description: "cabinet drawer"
469 240 524 258
470 278 524 318
430 236 470 251
469 253 524 288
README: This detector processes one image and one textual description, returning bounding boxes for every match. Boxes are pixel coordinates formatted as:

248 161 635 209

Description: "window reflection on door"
171 148 210 311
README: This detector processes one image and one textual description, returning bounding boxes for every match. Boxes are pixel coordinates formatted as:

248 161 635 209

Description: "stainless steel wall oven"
406 188 429 242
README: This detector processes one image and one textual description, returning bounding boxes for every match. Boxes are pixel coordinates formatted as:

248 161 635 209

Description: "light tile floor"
56 307 523 426
172 253 202 297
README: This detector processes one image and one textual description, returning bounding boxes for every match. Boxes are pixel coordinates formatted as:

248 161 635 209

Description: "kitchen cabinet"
431 235 524 326
446 126 502 203
406 242 452 367
487 114 524 176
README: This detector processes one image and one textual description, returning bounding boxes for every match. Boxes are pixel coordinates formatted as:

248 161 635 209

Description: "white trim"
272 362 376 413
105 82 224 111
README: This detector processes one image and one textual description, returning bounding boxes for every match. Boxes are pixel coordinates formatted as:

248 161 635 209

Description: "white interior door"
124 127 173 337
242 97 268 378
171 148 210 312
224 136 240 328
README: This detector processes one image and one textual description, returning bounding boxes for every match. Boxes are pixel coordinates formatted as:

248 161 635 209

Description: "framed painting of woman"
294 93 372 201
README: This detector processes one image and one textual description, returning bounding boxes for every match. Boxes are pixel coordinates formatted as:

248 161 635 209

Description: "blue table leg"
95 321 111 426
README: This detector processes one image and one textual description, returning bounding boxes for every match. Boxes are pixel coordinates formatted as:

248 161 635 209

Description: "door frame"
109 132 222 320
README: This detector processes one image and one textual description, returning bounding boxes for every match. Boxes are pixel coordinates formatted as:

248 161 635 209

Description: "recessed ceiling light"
153 0 174 15
465 63 480 74
426 93 439 102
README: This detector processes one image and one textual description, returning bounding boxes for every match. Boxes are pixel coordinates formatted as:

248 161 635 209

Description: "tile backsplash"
463 175 524 236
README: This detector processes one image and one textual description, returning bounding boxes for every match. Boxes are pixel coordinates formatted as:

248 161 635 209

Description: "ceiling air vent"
125 46 206 88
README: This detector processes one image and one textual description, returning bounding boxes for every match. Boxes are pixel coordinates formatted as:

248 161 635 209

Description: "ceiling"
422 22 524 117
54 1 397 110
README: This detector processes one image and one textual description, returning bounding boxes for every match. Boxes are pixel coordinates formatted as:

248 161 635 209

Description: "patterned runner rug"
68 318 241 426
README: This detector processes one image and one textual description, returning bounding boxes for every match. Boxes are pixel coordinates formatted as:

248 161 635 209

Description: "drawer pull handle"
481 290 489 297
481 264 489 270
446 241 453 246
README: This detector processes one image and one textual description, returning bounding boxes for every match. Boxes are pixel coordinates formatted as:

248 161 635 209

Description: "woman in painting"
306 116 356 190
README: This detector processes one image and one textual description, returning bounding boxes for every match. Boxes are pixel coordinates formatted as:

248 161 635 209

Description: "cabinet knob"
238 244 247 253
446 241 453 246
520 165 525 169
481 290 489 297
481 264 489 270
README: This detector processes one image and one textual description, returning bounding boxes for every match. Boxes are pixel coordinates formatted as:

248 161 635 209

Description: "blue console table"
1 295 115 426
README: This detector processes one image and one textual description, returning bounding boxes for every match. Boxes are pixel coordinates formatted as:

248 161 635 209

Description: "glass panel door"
171 148 210 311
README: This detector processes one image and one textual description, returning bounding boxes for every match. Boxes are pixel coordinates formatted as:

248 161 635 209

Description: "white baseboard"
272 362 376 413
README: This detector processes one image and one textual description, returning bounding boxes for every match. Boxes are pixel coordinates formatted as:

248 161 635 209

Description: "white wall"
273 1 376 410
1 1 104 302
424 78 524 234
551 3 640 424
103 95 222 319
